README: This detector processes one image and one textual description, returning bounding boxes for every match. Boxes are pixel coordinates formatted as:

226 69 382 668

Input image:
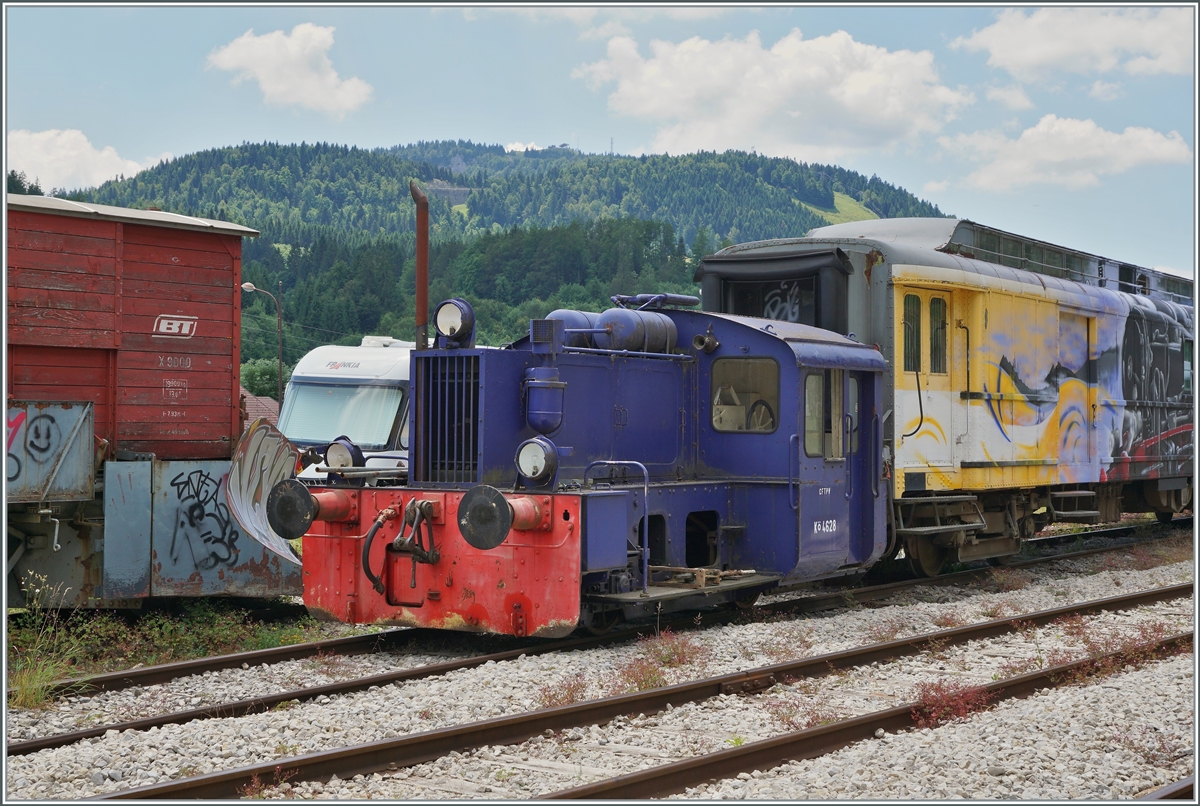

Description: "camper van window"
278 384 406 450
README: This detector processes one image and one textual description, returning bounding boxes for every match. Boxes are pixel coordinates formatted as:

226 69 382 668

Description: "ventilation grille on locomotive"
530 319 556 344
416 355 480 483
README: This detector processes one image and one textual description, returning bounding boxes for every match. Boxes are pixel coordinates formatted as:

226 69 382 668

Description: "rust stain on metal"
864 249 884 284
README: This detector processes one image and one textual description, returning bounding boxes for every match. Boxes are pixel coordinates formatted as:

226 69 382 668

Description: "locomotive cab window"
711 358 779 433
804 369 844 460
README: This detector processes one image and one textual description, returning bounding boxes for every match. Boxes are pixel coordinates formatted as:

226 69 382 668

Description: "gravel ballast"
5 546 1190 800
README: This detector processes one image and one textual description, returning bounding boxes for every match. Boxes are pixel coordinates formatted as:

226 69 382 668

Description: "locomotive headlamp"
515 436 557 484
433 298 475 348
324 436 365 468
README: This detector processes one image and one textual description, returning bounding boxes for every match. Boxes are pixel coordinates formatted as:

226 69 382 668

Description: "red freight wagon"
6 194 301 607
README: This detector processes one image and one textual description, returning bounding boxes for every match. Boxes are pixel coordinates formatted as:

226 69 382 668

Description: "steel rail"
14 535 1188 755
34 628 418 700
1139 775 1195 800
89 582 1192 799
542 632 1195 800
763 531 1187 614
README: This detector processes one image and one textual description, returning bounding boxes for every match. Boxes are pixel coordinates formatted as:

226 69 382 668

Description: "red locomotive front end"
294 485 582 637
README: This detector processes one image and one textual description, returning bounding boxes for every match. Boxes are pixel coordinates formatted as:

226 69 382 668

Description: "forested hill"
63 140 948 395
74 140 945 248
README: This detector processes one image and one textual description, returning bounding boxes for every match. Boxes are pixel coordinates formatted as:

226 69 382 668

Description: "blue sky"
4 5 1195 275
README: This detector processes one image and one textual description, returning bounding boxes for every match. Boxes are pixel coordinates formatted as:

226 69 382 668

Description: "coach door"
1058 312 1094 472
797 368 850 570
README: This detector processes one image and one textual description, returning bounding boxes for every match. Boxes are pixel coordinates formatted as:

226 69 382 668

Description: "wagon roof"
6 193 259 237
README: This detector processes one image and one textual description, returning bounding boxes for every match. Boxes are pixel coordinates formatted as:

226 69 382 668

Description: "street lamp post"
240 281 284 408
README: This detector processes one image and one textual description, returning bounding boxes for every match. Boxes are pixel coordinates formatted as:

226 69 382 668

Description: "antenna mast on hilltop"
610 137 613 155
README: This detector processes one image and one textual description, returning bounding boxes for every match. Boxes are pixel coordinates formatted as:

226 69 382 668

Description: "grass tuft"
7 594 329 701
7 576 81 709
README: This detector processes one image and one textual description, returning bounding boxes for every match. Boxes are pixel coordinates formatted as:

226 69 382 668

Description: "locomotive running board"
583 573 781 619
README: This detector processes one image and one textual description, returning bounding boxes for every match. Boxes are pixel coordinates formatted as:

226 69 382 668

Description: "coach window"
804 369 844 460
929 298 948 374
903 294 921 373
711 357 779 433
1185 340 1193 392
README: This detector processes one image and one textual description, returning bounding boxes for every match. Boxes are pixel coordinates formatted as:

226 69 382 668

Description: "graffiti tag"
168 469 240 571
6 409 27 482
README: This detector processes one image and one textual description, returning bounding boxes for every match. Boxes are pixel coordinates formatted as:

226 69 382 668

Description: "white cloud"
574 30 973 162
207 23 372 117
6 129 171 191
505 141 541 153
481 7 726 41
1088 80 1122 101
939 114 1193 191
985 84 1033 110
952 8 1193 81
924 179 950 193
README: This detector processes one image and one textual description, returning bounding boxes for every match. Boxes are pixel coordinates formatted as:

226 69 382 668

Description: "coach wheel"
906 536 947 578
1156 511 1175 525
746 400 775 432
987 555 1017 567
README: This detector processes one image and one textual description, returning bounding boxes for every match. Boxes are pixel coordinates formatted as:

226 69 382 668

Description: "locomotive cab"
274 295 887 637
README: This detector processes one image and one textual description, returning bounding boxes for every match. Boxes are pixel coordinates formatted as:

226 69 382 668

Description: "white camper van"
276 336 414 482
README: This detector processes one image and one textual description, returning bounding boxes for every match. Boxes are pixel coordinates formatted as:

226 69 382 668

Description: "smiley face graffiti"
24 414 62 464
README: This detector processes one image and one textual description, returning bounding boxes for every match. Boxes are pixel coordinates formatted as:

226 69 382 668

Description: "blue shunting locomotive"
269 294 887 636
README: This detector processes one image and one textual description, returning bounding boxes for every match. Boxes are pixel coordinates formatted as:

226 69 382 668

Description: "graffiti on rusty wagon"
6 410 27 482
167 469 241 571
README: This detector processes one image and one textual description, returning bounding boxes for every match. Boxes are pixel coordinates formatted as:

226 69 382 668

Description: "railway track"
24 515 1185 701
541 630 1194 800
88 581 1192 798
10 522 1189 756
1140 775 1195 800
8 528 1186 757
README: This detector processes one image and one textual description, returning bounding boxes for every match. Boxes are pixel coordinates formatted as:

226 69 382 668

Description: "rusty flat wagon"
6 194 301 607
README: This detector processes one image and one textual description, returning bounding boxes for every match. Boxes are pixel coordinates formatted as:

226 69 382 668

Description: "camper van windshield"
278 383 406 450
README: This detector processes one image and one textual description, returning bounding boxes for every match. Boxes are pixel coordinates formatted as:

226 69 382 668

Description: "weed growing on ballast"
764 692 844 731
909 678 994 729
535 673 590 708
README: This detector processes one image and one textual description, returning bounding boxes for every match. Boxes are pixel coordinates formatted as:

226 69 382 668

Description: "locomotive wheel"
733 591 761 610
583 609 621 635
906 536 947 577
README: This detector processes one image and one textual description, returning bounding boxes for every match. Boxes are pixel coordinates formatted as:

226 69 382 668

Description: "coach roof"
6 193 259 237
